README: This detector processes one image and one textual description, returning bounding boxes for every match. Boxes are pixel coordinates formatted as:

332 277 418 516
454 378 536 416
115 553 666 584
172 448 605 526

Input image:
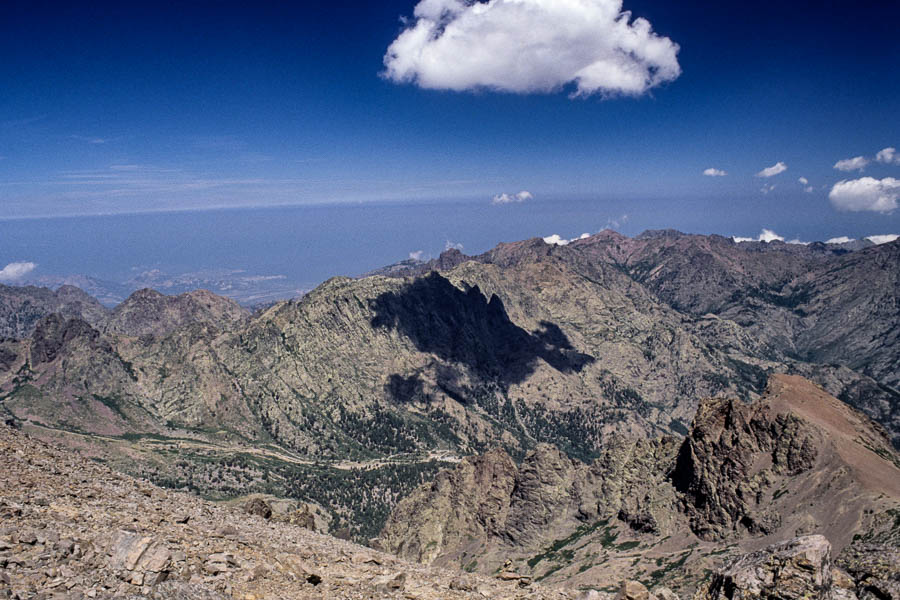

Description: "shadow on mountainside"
370 272 594 386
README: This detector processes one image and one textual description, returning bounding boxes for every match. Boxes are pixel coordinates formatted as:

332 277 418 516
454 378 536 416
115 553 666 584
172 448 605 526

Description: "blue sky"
1 0 899 244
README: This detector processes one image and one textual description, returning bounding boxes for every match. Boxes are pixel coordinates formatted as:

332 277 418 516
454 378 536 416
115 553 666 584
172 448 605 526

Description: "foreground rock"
695 535 899 600
694 535 833 600
0 422 577 600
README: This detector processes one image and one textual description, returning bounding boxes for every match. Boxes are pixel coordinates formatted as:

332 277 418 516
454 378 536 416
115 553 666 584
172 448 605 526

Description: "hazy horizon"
2 0 898 295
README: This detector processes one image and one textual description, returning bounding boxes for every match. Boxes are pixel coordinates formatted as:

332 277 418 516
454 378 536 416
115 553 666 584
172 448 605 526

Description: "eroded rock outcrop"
694 535 834 600
670 390 818 540
379 376 900 592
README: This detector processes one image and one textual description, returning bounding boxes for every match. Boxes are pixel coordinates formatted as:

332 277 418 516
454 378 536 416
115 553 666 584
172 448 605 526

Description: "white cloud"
866 234 899 245
828 177 899 213
798 177 808 185
0 261 37 281
732 229 785 243
576 233 591 240
760 184 777 194
786 239 809 245
703 168 727 177
834 156 870 172
445 240 464 251
757 162 787 178
408 250 425 261
543 234 570 246
604 214 629 230
383 0 681 98
825 236 853 244
492 190 533 205
876 147 900 165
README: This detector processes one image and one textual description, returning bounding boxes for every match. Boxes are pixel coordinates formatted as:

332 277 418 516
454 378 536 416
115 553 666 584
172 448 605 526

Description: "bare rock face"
670 391 818 540
378 447 518 564
0 283 109 340
694 535 833 600
30 313 111 365
697 537 900 600
378 438 680 566
836 544 900 600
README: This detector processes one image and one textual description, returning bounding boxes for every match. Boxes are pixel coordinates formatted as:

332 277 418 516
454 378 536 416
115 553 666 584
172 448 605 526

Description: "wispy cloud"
408 250 425 261
833 156 869 172
0 261 37 281
760 183 777 194
71 135 113 145
0 115 46 130
492 190 533 205
703 168 727 177
383 0 681 97
829 177 899 213
604 214 630 230
757 162 787 178
825 236 853 244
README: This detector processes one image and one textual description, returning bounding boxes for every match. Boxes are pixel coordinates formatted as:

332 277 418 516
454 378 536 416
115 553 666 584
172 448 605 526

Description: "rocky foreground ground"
2 420 899 600
0 421 602 600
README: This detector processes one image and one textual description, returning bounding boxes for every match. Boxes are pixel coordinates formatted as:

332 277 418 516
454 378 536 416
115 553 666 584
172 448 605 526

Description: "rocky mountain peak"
30 314 108 365
104 288 248 337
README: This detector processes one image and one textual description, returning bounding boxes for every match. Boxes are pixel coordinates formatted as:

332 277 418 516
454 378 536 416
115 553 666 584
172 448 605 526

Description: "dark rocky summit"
0 284 108 339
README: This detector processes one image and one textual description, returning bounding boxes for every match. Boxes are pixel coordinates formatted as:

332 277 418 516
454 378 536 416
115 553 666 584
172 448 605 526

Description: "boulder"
244 497 272 520
694 535 832 600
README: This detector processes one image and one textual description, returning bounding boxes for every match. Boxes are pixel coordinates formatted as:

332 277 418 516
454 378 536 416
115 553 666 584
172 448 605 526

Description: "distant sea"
0 198 645 292
3 196 895 303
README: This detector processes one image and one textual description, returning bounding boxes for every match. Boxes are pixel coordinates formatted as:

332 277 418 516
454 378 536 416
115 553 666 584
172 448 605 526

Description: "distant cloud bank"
867 234 899 244
383 0 681 97
543 232 591 246
703 168 727 177
733 229 785 243
757 162 787 178
0 261 37 281
492 190 533 205
829 177 899 213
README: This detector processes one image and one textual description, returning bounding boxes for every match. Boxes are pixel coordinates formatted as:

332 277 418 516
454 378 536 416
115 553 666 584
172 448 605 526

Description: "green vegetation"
133 446 449 543
645 550 692 587
527 519 610 568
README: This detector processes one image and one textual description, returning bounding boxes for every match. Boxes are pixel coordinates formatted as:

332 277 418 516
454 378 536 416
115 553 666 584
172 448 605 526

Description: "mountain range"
0 230 898 546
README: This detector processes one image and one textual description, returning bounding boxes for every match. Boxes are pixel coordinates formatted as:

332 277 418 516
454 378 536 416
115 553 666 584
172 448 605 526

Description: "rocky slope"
0 284 108 339
373 233 900 445
377 375 900 596
102 289 249 337
0 421 580 600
